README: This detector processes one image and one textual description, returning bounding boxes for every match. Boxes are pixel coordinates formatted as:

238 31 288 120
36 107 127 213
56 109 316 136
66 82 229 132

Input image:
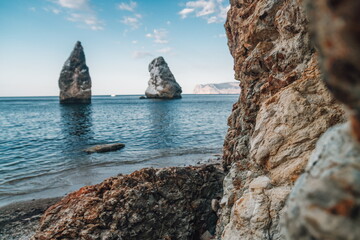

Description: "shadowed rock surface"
32 165 224 240
145 57 182 99
284 123 360 240
84 143 125 154
59 41 92 104
217 0 345 239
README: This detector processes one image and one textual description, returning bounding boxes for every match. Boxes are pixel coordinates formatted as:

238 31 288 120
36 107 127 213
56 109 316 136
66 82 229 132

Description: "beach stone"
145 56 182 99
32 165 224 240
59 41 92 104
83 143 125 154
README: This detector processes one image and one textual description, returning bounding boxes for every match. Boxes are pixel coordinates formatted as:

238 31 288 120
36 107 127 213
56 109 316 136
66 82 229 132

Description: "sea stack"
58 41 91 104
145 56 182 99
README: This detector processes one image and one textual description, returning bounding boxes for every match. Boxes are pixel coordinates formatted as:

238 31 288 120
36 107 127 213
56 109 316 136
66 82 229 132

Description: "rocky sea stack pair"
58 42 182 103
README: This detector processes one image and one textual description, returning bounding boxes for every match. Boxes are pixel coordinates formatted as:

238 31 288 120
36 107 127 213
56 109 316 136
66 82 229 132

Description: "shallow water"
0 94 238 206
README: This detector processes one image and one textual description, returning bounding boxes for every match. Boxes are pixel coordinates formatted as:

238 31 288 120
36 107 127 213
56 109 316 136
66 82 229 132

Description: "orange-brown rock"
218 0 345 239
32 165 224 240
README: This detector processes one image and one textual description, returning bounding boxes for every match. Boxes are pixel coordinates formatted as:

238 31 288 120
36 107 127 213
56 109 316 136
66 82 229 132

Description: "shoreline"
0 197 61 240
0 155 222 239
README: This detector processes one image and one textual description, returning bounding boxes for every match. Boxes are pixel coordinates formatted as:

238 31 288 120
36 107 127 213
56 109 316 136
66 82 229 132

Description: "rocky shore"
0 197 61 240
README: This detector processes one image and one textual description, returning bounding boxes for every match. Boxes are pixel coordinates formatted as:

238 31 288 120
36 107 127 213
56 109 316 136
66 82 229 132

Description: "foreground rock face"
59 41 92 104
145 57 182 99
283 1 360 239
193 82 240 94
33 165 224 240
284 123 360 240
218 0 345 239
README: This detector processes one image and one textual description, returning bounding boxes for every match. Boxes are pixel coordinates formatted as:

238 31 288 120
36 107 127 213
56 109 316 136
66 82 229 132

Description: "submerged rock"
145 57 182 99
32 165 224 240
83 143 125 154
59 41 92 104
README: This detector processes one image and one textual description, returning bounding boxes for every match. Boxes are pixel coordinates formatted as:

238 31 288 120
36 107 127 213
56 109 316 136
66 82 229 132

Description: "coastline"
0 154 222 239
0 197 61 240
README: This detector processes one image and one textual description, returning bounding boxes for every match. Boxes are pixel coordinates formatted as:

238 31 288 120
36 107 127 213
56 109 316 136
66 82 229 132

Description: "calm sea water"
0 95 237 206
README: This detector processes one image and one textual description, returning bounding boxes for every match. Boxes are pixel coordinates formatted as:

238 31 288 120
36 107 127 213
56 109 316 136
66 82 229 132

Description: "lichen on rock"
145 56 182 99
58 41 92 104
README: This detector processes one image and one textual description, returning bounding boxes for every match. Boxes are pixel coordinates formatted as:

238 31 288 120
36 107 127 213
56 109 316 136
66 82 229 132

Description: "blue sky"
0 0 234 96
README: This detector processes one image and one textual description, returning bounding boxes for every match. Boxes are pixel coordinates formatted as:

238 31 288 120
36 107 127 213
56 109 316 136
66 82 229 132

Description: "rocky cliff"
193 82 240 94
284 1 360 239
217 0 346 239
59 41 92 104
145 57 182 99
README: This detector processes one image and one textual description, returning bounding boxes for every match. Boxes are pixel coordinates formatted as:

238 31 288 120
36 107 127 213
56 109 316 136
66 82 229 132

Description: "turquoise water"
0 94 237 206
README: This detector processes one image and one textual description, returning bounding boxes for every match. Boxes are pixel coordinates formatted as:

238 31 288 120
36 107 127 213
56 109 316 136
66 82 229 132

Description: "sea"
0 94 238 207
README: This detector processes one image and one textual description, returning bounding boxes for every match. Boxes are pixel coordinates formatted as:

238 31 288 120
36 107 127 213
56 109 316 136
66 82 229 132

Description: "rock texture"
218 0 346 239
284 123 360 240
32 165 224 240
193 82 240 94
305 0 360 141
283 1 360 239
59 41 92 104
145 57 182 99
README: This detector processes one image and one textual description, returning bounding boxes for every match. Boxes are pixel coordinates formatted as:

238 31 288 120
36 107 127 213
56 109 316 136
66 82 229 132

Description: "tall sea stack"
145 56 182 99
58 41 91 104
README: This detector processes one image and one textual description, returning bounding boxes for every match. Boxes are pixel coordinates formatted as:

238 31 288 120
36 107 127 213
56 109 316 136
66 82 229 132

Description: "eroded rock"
217 0 345 239
32 165 224 240
145 57 182 99
59 41 92 104
283 123 360 240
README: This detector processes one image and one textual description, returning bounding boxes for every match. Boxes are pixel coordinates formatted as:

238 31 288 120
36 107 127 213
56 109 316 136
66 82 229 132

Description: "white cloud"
179 0 229 23
121 16 141 29
166 21 171 25
67 13 104 30
146 29 168 44
179 8 195 19
157 47 172 54
118 1 137 12
132 40 138 44
49 0 104 30
29 7 36 12
132 51 153 59
56 0 89 10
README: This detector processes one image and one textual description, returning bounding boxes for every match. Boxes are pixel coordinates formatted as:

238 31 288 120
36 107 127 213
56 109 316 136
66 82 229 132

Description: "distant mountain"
193 82 240 94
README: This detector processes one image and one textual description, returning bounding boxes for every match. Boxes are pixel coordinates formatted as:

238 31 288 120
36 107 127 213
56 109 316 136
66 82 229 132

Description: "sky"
0 0 235 96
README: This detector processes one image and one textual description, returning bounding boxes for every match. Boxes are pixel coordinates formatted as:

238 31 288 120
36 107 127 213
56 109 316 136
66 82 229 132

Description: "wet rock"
32 165 224 240
145 57 182 99
59 41 92 104
84 143 125 154
139 96 146 99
